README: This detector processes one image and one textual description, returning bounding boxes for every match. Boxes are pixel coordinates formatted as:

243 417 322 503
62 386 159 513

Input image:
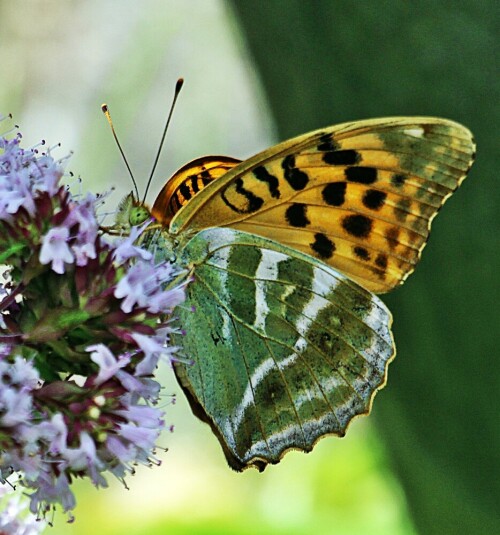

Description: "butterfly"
118 116 475 471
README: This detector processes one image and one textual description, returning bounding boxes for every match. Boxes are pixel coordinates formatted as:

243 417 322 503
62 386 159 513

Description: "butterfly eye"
129 205 150 226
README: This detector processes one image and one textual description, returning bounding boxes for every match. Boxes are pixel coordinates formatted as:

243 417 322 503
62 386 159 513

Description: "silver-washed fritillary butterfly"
117 116 475 471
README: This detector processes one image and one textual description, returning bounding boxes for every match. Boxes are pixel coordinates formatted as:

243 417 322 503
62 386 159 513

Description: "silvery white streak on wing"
309 265 343 298
228 338 315 442
356 299 393 371
226 351 302 445
253 280 269 332
350 317 393 401
223 249 292 443
403 127 425 138
292 372 345 410
222 356 273 456
243 410 350 461
253 249 288 332
203 227 237 253
359 295 392 340
294 266 339 336
228 266 340 444
292 337 308 354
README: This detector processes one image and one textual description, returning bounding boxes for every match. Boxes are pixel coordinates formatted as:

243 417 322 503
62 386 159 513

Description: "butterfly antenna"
101 103 140 200
143 77 184 203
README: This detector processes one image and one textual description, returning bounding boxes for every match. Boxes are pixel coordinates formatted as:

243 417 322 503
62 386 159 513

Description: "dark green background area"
230 2 499 534
232 0 500 534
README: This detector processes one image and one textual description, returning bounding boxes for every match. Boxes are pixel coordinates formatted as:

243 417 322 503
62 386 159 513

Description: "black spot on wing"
342 214 373 238
221 177 264 214
286 203 310 228
353 246 370 261
322 182 347 206
311 233 335 259
391 173 406 188
200 170 213 186
282 155 309 190
323 150 361 165
385 227 400 250
253 165 281 199
394 199 412 222
317 133 340 152
345 167 377 184
189 175 200 193
375 253 388 270
362 189 387 211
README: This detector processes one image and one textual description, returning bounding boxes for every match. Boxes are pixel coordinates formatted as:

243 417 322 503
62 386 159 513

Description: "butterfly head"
113 192 152 233
112 192 179 262
129 199 151 226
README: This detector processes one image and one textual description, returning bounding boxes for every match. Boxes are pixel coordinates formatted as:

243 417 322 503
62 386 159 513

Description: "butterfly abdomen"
151 155 241 225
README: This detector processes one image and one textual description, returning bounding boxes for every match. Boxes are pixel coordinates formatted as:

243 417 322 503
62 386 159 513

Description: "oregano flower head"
0 118 187 521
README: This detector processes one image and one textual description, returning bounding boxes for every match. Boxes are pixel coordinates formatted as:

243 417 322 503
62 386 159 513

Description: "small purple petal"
114 405 164 428
87 344 131 385
39 226 74 274
118 423 159 450
71 242 97 266
112 221 153 265
62 432 103 475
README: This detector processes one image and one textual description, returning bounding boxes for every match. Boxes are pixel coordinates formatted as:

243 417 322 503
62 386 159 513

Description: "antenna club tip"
101 104 109 113
175 78 184 92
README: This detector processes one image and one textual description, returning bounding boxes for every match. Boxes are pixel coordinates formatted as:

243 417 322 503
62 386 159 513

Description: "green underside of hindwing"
172 227 394 470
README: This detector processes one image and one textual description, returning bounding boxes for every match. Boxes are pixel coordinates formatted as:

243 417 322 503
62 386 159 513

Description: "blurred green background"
1 1 498 534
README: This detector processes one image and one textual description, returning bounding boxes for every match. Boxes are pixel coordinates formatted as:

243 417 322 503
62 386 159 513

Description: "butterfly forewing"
171 227 394 471
168 117 475 293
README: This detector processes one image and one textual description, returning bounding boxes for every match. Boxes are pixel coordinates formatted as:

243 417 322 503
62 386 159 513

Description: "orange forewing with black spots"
153 117 474 293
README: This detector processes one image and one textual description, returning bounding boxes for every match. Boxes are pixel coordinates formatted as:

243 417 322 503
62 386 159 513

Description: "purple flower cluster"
0 123 186 520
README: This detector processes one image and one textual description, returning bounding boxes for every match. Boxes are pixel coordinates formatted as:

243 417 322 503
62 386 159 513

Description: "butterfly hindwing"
168 117 475 293
172 227 394 471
